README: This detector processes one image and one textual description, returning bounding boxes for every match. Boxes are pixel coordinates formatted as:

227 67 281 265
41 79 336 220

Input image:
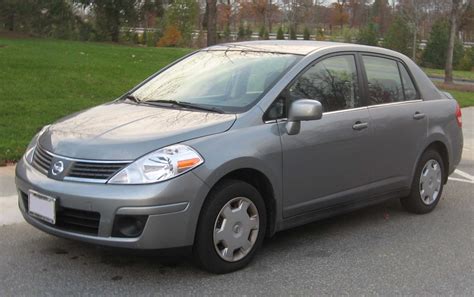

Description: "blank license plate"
28 191 56 224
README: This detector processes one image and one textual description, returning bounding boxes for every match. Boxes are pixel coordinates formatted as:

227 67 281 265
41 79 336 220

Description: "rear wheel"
401 149 445 214
193 179 266 274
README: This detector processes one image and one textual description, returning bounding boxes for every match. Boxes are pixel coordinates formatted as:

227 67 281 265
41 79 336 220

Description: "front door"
278 54 373 218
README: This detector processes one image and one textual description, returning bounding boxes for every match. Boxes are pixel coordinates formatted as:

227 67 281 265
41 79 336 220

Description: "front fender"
185 121 284 227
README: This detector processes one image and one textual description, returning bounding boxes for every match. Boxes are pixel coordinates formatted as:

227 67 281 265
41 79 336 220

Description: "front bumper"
15 159 210 249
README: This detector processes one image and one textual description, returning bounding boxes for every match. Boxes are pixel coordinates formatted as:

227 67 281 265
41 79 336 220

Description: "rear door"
360 54 428 194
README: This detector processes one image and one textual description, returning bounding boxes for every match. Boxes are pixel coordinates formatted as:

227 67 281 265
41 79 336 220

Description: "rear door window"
362 55 404 105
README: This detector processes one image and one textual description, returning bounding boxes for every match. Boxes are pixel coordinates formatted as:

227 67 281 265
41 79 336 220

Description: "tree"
303 27 310 40
157 25 182 47
332 0 349 31
216 2 231 32
289 26 297 39
399 0 422 60
245 25 253 39
357 23 378 45
347 0 368 28
253 0 271 29
423 19 464 69
206 0 217 46
277 26 285 39
237 24 246 41
370 0 390 35
0 0 34 32
140 0 164 29
384 14 412 56
445 0 471 84
74 0 139 42
259 26 269 40
0 0 79 38
165 0 198 45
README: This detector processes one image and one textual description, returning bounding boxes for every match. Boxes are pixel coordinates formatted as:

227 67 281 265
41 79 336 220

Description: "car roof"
206 40 402 57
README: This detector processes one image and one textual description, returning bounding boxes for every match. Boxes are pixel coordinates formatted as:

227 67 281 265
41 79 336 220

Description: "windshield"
130 50 301 113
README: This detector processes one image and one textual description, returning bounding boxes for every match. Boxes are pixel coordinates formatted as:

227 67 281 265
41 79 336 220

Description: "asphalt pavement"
0 108 473 296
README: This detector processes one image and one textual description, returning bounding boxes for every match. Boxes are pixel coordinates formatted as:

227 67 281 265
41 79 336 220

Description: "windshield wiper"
144 100 225 114
123 94 141 103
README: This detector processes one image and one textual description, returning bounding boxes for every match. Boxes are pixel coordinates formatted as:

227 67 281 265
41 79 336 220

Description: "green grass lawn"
443 90 474 108
423 68 474 81
0 37 192 164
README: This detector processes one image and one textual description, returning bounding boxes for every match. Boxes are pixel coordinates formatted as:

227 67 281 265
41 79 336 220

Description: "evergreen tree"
383 14 412 56
245 25 252 39
357 23 378 46
303 27 310 40
277 26 285 40
422 19 464 68
237 25 246 40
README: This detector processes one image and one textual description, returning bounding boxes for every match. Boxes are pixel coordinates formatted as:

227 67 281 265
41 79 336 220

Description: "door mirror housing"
286 99 323 135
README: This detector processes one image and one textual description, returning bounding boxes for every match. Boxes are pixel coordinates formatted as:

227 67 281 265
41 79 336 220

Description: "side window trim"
355 52 369 107
396 62 407 101
263 52 365 121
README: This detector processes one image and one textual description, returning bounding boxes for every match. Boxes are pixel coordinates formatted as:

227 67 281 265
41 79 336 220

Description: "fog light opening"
112 215 148 238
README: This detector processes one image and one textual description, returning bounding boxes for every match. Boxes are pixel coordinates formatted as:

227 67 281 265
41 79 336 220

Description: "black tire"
401 149 445 214
193 179 267 274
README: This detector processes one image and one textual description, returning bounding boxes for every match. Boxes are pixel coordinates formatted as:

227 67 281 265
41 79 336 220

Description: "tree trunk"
206 0 217 46
445 0 459 84
111 25 120 42
268 0 273 32
227 0 231 36
202 2 209 30
8 12 15 31
412 27 417 61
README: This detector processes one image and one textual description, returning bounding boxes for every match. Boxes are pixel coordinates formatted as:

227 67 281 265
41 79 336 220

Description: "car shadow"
36 198 408 277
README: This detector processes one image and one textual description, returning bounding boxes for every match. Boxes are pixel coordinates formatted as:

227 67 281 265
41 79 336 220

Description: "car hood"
38 102 236 160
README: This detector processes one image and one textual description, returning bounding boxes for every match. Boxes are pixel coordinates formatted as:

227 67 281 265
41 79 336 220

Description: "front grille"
32 146 53 174
68 162 128 180
21 191 100 236
31 146 129 182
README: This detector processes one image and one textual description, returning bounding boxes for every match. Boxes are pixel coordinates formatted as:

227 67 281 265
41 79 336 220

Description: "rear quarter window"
398 63 418 100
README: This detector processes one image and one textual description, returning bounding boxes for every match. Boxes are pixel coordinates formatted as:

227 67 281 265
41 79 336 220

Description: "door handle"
352 121 368 131
413 112 426 120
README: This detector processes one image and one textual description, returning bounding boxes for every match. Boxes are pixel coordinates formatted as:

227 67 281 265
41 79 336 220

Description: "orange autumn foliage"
157 25 182 47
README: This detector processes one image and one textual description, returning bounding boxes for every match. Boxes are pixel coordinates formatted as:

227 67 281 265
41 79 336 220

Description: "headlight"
108 144 204 184
23 125 50 164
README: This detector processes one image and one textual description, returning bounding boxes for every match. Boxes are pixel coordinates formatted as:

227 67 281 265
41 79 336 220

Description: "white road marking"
448 177 474 184
0 195 24 225
454 169 474 181
448 169 474 184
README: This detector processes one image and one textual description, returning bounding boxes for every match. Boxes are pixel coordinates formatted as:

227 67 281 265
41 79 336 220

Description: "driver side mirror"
286 99 323 135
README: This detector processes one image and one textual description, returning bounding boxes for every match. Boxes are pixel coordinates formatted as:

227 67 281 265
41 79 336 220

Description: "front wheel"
401 149 445 214
193 180 267 274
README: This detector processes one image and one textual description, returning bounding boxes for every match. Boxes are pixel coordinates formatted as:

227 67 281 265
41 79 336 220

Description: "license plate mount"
28 190 56 224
